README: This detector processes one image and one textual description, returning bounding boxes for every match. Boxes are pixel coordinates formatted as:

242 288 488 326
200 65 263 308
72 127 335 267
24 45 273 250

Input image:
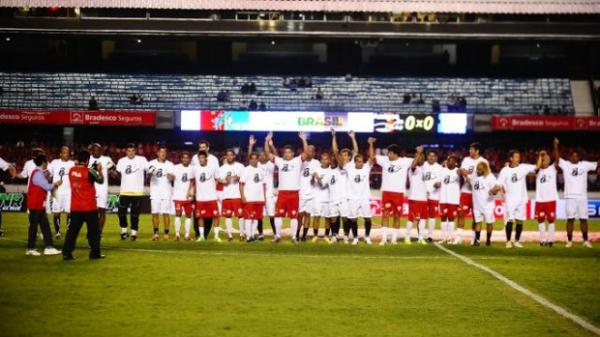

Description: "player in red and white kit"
217 149 245 241
248 135 275 240
240 152 266 242
407 146 428 245
457 143 488 243
535 150 558 247
264 131 309 243
439 156 462 244
148 146 175 241
191 151 221 242
373 140 417 245
172 152 195 241
192 140 220 239
423 150 443 242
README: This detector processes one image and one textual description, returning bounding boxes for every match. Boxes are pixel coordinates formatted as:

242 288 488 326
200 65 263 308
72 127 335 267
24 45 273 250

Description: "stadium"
0 1 599 336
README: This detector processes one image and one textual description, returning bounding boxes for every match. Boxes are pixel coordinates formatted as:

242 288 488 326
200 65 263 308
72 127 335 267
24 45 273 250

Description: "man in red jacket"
62 150 105 260
26 154 62 256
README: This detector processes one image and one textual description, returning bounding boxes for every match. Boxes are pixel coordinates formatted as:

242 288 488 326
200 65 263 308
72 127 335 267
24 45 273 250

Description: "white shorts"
310 200 329 217
566 198 588 220
348 199 372 219
264 195 276 217
504 202 526 222
96 193 108 209
300 198 313 214
473 205 495 224
151 198 173 214
51 194 71 213
328 199 350 218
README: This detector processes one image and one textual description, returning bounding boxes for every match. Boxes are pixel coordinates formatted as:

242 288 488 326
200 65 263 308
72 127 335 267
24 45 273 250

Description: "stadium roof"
2 0 600 15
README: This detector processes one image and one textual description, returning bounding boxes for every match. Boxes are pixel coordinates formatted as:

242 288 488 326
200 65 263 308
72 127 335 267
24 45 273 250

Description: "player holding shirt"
344 137 376 245
467 161 502 246
298 144 319 241
190 151 221 241
310 153 332 243
330 129 358 242
218 149 245 241
240 152 266 242
191 140 221 239
112 143 149 241
423 150 443 242
535 150 558 247
457 143 488 243
373 140 417 245
439 156 461 243
88 143 115 235
47 146 75 239
172 152 195 241
264 131 309 243
406 146 427 245
248 135 276 240
554 138 599 248
498 150 538 248
148 146 175 241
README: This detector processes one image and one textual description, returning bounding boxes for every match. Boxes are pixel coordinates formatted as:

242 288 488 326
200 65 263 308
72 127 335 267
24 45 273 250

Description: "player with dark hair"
172 151 195 240
192 140 220 239
439 155 461 243
535 149 558 247
248 135 276 240
190 151 220 241
48 145 74 239
423 149 443 242
88 143 115 235
218 148 245 241
148 145 175 241
456 142 488 244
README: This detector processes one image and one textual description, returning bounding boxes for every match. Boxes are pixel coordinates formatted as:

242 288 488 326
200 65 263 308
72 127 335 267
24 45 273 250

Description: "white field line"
434 243 600 336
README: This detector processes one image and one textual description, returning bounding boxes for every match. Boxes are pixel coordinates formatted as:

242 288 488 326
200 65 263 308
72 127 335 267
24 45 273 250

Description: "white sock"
214 225 220 238
275 217 283 237
405 221 413 239
174 217 182 235
121 227 127 234
245 219 253 239
184 218 191 236
548 223 555 242
448 221 455 240
418 220 426 240
441 221 448 239
456 227 462 242
239 218 245 236
131 229 137 236
428 218 435 238
225 218 233 237
290 219 298 239
251 220 258 237
391 227 398 242
538 222 546 242
381 227 388 241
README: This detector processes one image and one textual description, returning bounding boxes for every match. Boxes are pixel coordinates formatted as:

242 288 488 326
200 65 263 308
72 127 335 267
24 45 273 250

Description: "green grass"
0 213 598 337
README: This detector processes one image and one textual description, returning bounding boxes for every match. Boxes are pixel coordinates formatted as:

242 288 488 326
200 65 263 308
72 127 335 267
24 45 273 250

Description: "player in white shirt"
248 135 276 240
240 152 267 242
534 150 558 247
148 146 175 241
466 161 501 246
264 131 309 243
191 140 221 239
190 151 221 242
298 144 319 241
331 129 359 243
406 146 428 245
47 146 75 239
497 150 538 248
309 153 332 243
423 150 443 242
373 140 418 245
554 138 599 248
171 152 195 241
217 149 246 241
16 148 45 181
89 143 116 235
112 143 149 241
439 156 462 244
457 143 488 243
0 155 16 236
344 137 375 245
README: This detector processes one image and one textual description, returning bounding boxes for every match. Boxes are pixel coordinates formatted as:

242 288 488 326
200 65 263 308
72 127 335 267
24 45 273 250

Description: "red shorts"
381 191 404 217
173 200 193 216
535 201 556 223
440 203 459 220
243 202 265 220
459 192 473 212
275 190 299 218
221 198 244 218
408 200 428 221
195 201 219 219
427 199 439 218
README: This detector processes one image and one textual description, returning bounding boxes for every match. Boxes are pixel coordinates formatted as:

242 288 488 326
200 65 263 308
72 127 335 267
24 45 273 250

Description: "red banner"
491 116 600 131
0 110 156 126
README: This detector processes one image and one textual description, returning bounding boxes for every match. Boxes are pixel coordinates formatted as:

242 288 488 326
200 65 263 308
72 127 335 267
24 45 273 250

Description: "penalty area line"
434 243 600 336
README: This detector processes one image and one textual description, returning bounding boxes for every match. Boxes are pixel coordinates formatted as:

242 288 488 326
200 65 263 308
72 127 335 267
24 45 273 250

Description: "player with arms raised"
248 135 276 240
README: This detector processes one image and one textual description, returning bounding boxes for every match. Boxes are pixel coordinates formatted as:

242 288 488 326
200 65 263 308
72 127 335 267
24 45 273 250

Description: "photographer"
62 150 105 260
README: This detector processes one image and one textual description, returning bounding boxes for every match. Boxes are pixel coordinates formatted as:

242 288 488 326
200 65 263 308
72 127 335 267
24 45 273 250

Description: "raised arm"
552 137 561 169
536 150 544 170
367 137 376 165
348 130 359 157
331 128 344 165
247 134 257 163
410 146 424 170
298 131 308 161
264 131 276 160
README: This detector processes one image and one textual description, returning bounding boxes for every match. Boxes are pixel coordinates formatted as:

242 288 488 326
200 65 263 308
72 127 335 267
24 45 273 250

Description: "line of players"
2 134 597 248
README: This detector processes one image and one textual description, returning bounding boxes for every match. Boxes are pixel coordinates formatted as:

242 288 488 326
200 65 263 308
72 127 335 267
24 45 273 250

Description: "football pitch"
0 212 599 337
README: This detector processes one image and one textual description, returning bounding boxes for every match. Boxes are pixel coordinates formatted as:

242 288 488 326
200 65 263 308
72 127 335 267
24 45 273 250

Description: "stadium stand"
0 73 574 114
